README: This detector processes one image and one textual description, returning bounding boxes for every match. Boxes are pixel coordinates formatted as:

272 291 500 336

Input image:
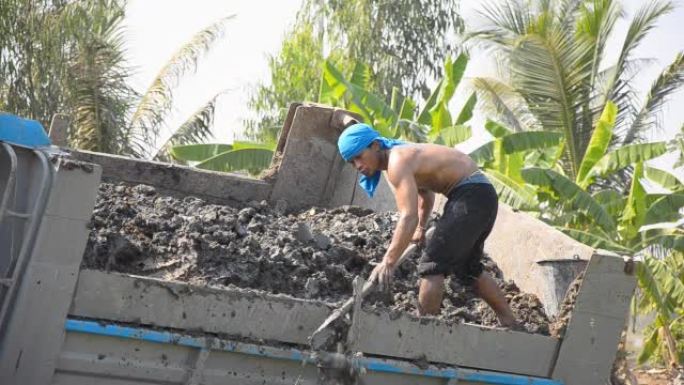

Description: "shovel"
309 227 435 350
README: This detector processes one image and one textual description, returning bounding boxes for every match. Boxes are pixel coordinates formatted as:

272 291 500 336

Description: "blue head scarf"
337 123 404 198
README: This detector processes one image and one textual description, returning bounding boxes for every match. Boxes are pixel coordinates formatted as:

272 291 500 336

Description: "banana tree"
469 119 565 210
637 251 684 367
478 147 684 371
470 0 684 184
170 141 275 175
477 101 683 366
318 54 475 147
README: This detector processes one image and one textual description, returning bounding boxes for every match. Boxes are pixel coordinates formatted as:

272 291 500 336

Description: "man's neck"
379 149 390 171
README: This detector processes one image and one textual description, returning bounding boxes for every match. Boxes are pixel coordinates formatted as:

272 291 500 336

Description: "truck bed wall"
47 103 635 385
70 103 593 317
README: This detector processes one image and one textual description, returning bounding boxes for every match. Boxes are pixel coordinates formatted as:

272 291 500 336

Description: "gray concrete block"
270 105 342 209
328 161 361 207
70 150 272 206
30 216 91 265
55 330 322 385
551 252 636 385
351 310 560 377
69 270 334 346
43 158 101 219
0 160 102 385
484 204 595 316
349 172 396 212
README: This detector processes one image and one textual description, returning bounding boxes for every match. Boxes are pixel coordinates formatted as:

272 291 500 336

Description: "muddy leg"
418 275 445 315
472 272 518 327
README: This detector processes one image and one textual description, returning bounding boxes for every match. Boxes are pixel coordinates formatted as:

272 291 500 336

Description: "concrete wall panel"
69 270 334 346
352 310 560 377
70 150 271 206
552 252 636 385
0 156 102 385
484 204 595 316
269 104 341 209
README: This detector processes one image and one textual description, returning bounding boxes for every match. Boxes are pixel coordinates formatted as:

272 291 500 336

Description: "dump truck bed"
0 104 636 385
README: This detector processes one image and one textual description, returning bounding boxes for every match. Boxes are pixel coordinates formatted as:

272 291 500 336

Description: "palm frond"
622 52 684 144
478 0 533 40
471 77 537 132
64 0 138 155
576 0 622 88
509 29 593 178
128 15 234 156
601 1 674 106
152 95 217 162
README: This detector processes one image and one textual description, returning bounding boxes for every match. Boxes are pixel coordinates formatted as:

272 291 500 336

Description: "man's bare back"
386 143 478 196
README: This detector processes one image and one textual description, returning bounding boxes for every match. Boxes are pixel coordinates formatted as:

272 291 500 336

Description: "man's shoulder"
387 145 416 169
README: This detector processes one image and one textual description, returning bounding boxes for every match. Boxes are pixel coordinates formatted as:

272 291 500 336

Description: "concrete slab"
551 252 636 385
0 158 102 385
69 270 335 346
70 150 272 206
270 104 342 209
351 309 560 377
484 204 595 316
57 319 562 385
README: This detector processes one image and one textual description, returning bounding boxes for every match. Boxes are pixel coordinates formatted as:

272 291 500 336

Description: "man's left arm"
413 189 435 244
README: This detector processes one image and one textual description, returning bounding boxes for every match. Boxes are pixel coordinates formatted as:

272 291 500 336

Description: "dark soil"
83 182 553 334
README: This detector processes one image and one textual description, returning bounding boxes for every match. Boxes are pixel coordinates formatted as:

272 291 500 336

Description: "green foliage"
62 0 139 155
645 166 684 191
154 97 218 162
244 22 331 143
302 0 463 99
195 148 274 174
471 0 683 183
484 169 538 210
246 0 464 141
1 1 230 159
319 56 476 146
170 143 232 162
522 167 617 232
0 0 138 153
471 3 684 364
129 15 232 156
500 131 564 154
171 142 274 175
636 252 684 366
576 101 617 187
591 142 669 178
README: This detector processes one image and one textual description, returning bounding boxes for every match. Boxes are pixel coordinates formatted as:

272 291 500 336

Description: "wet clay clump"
84 183 551 334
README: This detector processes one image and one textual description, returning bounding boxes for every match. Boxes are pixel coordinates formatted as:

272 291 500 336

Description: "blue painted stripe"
64 319 309 363
460 370 562 385
65 319 562 385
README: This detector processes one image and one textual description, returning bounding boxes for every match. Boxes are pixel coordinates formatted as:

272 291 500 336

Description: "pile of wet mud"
83 183 552 335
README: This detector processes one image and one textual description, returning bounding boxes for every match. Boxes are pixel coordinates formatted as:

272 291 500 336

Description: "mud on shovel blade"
309 227 434 350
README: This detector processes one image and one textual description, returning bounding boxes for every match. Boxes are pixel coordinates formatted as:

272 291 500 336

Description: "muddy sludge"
84 182 557 335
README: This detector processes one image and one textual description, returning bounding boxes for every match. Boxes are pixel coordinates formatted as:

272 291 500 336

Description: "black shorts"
417 182 498 285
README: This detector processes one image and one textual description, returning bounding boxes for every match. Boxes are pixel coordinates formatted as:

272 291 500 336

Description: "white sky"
123 0 683 173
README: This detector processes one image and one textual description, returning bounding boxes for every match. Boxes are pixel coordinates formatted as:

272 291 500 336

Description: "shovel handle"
310 226 435 348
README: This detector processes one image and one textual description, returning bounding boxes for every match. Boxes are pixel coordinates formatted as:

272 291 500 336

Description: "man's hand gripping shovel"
309 227 435 350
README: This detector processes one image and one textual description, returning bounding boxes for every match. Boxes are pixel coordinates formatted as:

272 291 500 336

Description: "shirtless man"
337 123 518 327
